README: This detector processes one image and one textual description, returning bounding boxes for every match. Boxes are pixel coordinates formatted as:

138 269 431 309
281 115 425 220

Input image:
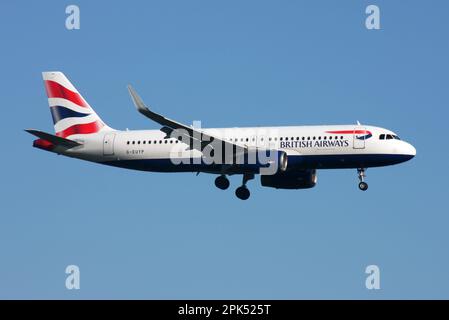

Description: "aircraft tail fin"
42 71 114 138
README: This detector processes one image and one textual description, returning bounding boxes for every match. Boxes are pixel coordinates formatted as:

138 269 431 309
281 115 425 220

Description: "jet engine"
260 169 317 189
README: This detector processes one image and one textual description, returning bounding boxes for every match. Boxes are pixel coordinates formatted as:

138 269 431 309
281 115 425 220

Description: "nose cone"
402 142 416 161
406 143 416 157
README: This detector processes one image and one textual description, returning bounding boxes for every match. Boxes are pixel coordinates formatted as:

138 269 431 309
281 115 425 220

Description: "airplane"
26 72 416 200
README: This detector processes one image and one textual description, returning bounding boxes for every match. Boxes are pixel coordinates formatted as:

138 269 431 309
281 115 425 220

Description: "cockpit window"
380 133 401 141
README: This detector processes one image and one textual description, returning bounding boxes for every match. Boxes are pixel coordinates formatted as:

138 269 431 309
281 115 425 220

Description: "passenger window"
132 141 135 145
280 137 283 141
127 141 130 145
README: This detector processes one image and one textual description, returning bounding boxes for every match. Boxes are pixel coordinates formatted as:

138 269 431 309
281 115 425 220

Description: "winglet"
127 85 167 124
128 85 150 113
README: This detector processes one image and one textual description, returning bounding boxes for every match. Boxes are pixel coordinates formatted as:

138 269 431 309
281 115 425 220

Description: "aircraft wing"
127 85 244 157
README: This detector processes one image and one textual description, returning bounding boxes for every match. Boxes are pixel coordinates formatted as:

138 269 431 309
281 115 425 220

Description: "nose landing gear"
357 168 368 191
235 173 254 200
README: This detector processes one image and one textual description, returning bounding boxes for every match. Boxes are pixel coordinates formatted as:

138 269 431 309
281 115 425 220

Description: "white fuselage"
55 124 416 173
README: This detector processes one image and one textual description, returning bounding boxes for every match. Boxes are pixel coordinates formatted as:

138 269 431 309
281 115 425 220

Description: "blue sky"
0 0 448 299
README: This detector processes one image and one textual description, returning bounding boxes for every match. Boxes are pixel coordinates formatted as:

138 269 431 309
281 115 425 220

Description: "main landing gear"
215 175 230 190
214 174 254 200
235 173 254 200
357 168 368 191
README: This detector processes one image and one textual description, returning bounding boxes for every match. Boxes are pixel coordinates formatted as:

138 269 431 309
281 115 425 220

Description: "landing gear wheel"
235 186 250 200
215 175 230 190
357 168 368 191
358 181 368 191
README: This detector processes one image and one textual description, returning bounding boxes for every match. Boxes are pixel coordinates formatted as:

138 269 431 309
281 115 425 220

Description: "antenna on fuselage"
357 120 361 125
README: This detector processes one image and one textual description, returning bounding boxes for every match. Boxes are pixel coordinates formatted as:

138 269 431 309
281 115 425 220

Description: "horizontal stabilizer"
25 129 82 148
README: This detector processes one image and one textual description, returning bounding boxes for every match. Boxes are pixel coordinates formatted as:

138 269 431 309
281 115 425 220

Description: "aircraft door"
353 127 366 149
103 133 116 156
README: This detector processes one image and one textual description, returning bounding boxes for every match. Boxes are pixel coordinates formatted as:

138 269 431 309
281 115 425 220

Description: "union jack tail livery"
43 72 113 138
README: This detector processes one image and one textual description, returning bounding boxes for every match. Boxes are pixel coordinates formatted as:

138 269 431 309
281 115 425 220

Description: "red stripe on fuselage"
44 80 89 108
56 121 103 138
326 130 371 135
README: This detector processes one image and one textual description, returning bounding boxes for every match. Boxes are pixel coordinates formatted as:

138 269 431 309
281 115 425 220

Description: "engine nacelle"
261 170 317 189
231 149 288 175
